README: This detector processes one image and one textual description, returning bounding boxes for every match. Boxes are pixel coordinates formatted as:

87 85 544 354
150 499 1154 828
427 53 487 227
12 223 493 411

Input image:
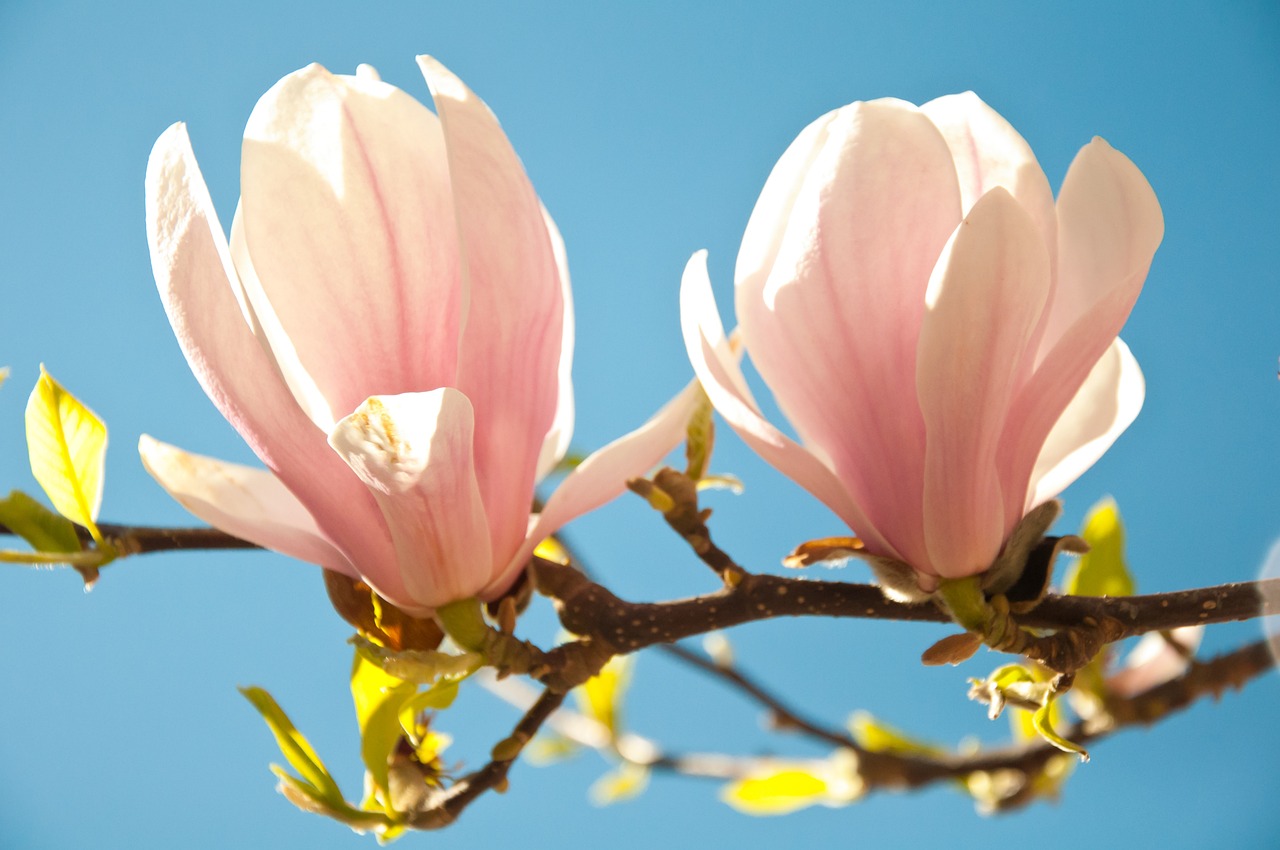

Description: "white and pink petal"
329 389 493 612
916 188 1050 577
418 55 564 571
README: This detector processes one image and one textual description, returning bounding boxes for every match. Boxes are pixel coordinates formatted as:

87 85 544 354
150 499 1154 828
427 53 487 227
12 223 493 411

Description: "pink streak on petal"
916 189 1050 577
329 389 493 612
139 434 353 573
735 100 961 568
240 64 464 426
681 252 893 556
418 55 564 571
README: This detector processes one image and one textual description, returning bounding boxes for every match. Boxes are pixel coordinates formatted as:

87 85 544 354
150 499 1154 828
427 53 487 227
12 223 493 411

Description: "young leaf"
25 367 107 545
0 490 81 554
240 686 345 806
720 767 832 816
589 762 650 806
352 635 482 685
1062 497 1134 598
684 387 715 481
576 654 633 739
849 712 945 758
350 650 418 813
1031 698 1090 762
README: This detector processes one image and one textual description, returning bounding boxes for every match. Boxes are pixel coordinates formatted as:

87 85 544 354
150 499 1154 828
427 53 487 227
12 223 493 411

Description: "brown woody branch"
407 687 567 829
8 521 1273 646
610 639 1275 799
533 557 1279 652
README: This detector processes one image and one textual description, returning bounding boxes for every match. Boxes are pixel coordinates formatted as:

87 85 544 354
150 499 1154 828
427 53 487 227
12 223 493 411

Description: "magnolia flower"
682 93 1162 593
142 57 693 614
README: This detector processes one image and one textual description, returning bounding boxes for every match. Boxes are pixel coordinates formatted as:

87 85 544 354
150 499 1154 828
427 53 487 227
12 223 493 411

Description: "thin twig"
407 687 567 829
661 643 858 751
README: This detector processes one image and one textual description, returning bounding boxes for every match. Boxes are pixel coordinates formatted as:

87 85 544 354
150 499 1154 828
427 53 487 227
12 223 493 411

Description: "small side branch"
408 688 567 829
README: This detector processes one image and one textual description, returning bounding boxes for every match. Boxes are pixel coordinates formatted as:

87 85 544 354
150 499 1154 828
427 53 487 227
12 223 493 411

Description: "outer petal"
920 93 1057 264
734 100 962 568
1039 138 1164 358
534 206 575 482
418 55 564 571
139 435 353 572
682 252 893 556
1027 337 1144 508
329 389 493 612
145 124 401 591
916 189 1050 577
239 63 464 428
503 378 704 593
998 139 1163 521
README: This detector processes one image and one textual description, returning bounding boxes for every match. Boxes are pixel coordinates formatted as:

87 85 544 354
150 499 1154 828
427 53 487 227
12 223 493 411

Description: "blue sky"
0 1 1277 847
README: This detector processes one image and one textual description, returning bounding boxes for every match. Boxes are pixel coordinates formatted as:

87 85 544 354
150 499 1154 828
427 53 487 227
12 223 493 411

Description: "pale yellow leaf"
25 367 106 543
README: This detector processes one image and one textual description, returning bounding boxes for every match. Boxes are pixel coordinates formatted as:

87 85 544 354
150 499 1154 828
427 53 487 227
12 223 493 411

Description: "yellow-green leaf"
1031 698 1089 761
25 367 107 545
240 686 344 805
721 767 831 816
684 387 715 481
589 762 650 806
524 733 581 766
398 680 461 741
533 535 570 565
351 649 417 813
849 712 945 758
0 490 81 554
1063 497 1134 598
576 654 633 738
352 635 482 685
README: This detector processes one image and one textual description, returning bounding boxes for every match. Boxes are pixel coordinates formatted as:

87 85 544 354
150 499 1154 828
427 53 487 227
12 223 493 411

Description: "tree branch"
407 687 567 829
534 558 1279 651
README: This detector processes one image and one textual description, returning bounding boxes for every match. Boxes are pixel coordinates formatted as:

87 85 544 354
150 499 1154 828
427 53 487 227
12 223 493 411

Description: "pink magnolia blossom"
682 93 1162 590
141 57 694 614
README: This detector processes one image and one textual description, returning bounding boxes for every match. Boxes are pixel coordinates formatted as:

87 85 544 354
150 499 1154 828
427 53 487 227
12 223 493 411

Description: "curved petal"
534 206 575 482
146 123 401 592
998 139 1162 521
734 99 961 568
1027 337 1144 507
920 92 1057 262
504 378 704 591
916 188 1050 577
681 252 893 556
1039 137 1163 360
329 389 493 612
240 63 464 427
139 434 353 573
229 205 331 427
418 55 564 569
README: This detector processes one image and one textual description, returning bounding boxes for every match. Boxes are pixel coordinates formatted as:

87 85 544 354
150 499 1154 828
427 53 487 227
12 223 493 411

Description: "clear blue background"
1 1 1277 847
